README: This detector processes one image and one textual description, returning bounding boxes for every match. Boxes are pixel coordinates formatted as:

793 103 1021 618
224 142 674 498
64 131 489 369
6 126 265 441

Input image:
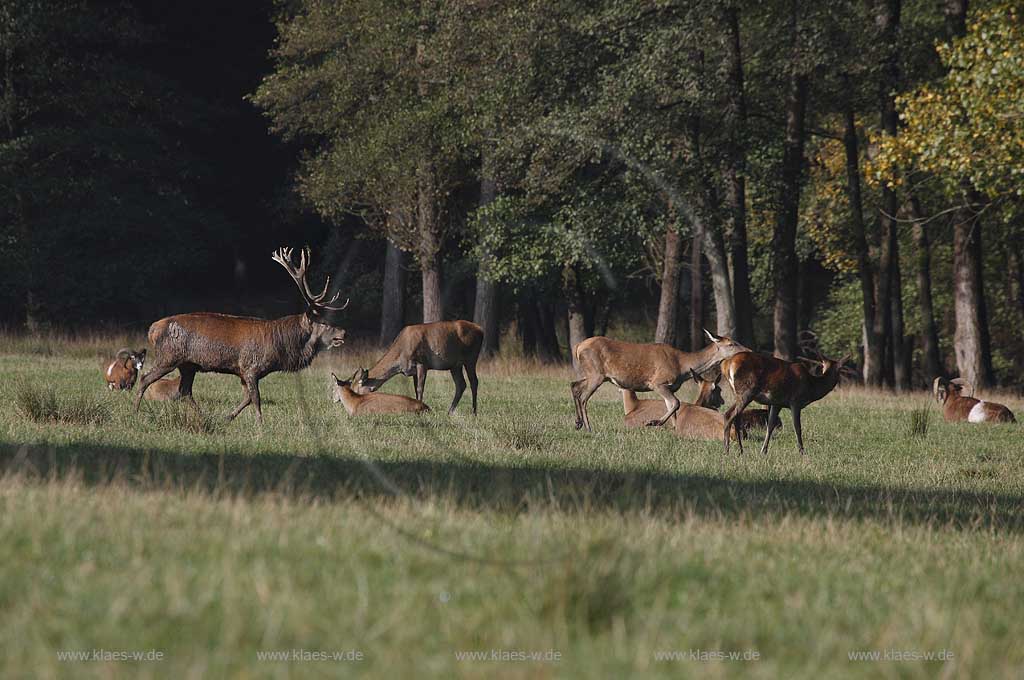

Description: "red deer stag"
105 349 146 391
933 377 1015 423
571 330 750 432
332 371 429 416
353 320 483 415
721 351 848 456
134 247 348 422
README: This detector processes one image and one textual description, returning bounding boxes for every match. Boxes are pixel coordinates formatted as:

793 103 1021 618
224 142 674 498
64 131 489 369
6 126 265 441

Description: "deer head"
330 370 358 403
271 246 348 348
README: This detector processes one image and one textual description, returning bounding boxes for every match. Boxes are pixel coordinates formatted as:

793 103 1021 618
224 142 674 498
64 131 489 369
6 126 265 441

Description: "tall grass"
14 381 110 426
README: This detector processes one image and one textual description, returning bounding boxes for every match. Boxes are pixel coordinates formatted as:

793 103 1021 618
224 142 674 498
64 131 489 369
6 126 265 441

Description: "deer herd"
101 246 1017 453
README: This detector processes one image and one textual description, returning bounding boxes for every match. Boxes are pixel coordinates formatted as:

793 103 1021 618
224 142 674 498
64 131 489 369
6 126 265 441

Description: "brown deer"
721 351 849 456
933 377 1015 423
675 371 784 441
134 247 348 422
622 369 724 428
143 376 182 401
332 371 429 416
105 349 146 391
571 330 750 432
353 320 483 415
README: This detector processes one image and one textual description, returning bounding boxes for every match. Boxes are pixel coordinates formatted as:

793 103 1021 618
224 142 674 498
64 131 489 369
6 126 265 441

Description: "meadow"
2 333 1024 678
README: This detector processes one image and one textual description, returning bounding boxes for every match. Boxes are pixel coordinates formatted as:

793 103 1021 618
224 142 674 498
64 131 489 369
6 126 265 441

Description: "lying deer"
143 376 182 401
721 351 848 455
332 371 429 416
135 247 348 422
933 377 1015 423
105 349 146 391
571 330 750 431
622 369 724 427
354 320 483 415
676 371 784 441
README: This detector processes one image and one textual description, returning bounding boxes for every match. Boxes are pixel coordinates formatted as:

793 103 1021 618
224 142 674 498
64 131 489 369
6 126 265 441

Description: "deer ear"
704 328 720 343
330 372 340 383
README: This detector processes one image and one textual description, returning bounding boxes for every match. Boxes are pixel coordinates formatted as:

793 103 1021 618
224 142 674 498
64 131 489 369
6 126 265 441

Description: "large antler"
271 246 350 312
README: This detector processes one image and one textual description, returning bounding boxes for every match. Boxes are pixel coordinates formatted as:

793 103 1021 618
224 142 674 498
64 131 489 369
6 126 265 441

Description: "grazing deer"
674 371 784 441
571 330 750 432
134 247 348 422
332 371 429 416
721 351 848 456
353 320 483 415
105 349 146 391
933 377 1015 423
143 376 182 401
622 369 724 428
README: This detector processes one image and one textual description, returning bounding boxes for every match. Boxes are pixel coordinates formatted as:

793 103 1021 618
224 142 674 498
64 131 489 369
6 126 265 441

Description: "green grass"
2 344 1024 678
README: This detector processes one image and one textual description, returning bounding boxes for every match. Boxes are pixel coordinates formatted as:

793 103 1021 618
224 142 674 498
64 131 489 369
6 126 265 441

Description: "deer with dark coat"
721 351 848 456
134 247 348 422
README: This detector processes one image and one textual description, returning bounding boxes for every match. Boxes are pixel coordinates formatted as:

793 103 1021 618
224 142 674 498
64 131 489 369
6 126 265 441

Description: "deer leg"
227 378 254 422
723 393 755 455
415 364 428 402
249 379 263 423
576 377 604 432
570 379 586 429
791 404 805 455
177 365 200 413
465 363 479 415
758 405 780 456
448 368 467 415
647 384 680 427
134 364 176 411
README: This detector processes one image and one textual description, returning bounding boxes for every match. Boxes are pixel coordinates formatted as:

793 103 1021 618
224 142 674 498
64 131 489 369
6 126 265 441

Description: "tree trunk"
841 74 880 385
703 220 735 337
654 221 682 345
908 196 942 384
676 252 691 350
536 301 561 362
564 265 588 368
953 203 990 388
890 251 910 390
416 13 442 324
721 5 753 346
690 231 704 352
380 237 406 345
473 167 499 356
772 69 807 361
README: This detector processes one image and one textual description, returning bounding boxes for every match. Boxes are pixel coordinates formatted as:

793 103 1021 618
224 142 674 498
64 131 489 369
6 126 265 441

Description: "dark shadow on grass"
2 440 1023 533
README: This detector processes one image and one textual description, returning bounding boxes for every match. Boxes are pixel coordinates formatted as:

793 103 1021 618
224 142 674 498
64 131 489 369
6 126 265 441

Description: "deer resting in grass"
721 351 848 456
353 320 483 415
332 371 429 416
622 368 725 427
933 377 1015 423
143 376 182 401
571 330 750 432
134 247 348 422
105 349 146 391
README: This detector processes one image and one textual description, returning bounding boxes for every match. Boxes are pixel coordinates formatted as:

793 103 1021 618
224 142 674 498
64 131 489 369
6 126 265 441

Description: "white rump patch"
106 363 114 378
968 401 988 423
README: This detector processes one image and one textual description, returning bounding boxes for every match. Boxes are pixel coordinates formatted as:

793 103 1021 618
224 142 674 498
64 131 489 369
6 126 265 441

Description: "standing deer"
933 377 1015 423
353 320 483 415
134 247 348 422
105 349 146 391
332 371 429 416
571 330 750 432
721 351 849 456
